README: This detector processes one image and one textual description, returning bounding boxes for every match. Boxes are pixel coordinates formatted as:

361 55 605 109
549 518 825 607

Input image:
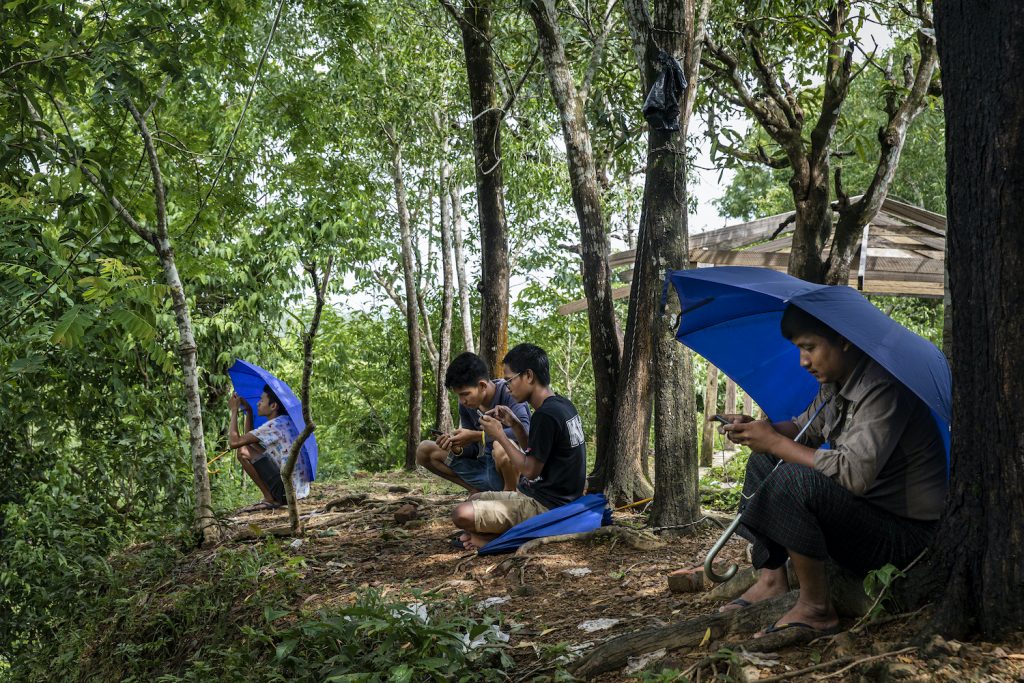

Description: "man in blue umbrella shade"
715 305 947 636
228 385 310 512
451 344 587 551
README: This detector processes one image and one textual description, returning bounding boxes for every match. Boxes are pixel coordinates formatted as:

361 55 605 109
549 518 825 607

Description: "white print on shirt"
566 414 585 448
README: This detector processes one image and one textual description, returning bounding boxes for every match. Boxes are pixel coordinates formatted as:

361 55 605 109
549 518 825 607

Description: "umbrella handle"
704 514 744 583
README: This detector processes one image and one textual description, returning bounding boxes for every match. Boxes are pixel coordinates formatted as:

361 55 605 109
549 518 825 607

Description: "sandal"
240 500 282 513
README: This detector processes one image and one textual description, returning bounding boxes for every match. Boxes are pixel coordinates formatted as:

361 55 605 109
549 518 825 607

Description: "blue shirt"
457 379 531 458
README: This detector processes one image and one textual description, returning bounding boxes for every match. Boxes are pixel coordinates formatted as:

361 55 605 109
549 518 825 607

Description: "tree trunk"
930 0 1024 639
528 0 622 471
456 0 509 376
389 134 423 471
787 172 832 282
282 257 333 535
700 364 719 467
722 378 737 451
824 5 939 285
158 241 217 543
450 185 475 354
436 117 455 433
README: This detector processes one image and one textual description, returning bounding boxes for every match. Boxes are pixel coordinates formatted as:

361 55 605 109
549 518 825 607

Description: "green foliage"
5 536 513 682
700 451 749 512
863 562 905 619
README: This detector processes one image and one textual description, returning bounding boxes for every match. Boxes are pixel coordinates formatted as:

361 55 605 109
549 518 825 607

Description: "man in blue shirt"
416 352 532 494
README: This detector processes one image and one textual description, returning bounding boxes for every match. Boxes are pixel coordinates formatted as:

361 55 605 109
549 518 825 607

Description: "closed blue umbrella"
666 266 951 460
227 359 319 481
478 493 611 556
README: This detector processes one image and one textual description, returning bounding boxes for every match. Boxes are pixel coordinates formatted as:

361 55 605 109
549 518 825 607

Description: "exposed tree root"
514 525 666 556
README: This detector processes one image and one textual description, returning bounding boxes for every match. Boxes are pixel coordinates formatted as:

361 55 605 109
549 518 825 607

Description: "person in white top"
228 384 309 512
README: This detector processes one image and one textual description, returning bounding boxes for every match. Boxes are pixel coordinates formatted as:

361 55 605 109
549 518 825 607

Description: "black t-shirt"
517 395 587 509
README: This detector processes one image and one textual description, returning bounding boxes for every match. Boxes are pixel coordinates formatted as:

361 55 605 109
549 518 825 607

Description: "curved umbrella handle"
704 514 744 583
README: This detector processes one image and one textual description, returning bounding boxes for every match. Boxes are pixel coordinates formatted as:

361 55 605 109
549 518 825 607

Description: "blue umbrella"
227 359 318 481
478 493 612 556
666 266 951 460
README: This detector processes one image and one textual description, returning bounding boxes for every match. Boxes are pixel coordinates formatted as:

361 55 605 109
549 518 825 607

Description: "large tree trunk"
450 185 475 354
456 0 509 376
389 134 423 471
435 115 455 433
930 0 1024 639
527 0 622 471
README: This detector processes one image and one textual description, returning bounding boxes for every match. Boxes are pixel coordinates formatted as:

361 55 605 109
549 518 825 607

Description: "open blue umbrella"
227 359 318 481
666 266 951 460
478 493 611 556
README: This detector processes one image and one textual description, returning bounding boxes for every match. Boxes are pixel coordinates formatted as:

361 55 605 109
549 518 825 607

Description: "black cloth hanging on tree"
642 49 688 131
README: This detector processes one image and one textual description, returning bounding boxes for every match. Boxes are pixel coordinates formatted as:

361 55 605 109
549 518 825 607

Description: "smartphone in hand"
712 414 732 426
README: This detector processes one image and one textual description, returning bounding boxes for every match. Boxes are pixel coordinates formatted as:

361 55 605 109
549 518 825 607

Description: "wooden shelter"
557 197 946 316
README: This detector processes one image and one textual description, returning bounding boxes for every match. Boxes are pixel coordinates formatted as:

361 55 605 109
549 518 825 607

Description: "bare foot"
460 532 497 550
719 567 790 612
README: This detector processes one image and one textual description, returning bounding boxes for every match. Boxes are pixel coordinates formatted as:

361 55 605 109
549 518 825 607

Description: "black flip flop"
240 500 282 513
449 532 468 550
761 621 841 636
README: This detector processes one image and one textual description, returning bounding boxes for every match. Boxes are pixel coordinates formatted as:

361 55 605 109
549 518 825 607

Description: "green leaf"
110 307 156 342
50 306 87 347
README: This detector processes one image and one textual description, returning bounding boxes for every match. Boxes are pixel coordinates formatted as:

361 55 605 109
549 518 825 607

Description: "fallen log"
571 592 797 678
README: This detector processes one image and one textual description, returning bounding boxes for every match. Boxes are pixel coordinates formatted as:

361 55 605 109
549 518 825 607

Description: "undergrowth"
6 538 513 683
699 450 749 512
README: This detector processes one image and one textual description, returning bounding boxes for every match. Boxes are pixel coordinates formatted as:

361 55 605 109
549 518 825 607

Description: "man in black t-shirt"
451 344 587 551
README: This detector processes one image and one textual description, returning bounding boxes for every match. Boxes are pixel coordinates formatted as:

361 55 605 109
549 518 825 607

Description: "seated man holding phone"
416 352 532 494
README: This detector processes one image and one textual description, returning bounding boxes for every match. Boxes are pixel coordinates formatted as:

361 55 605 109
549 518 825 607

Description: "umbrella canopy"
478 493 611 556
666 267 951 460
227 359 319 481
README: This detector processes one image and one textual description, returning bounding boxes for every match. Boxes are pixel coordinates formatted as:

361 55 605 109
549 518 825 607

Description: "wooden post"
742 392 753 419
723 378 737 451
701 365 719 467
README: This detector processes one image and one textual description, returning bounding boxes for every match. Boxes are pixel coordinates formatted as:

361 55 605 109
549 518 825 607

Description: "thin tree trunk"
449 0 509 376
122 98 217 544
824 2 939 284
527 0 622 474
931 0 1024 639
435 113 455 433
701 364 719 467
389 131 423 471
450 185 475 354
722 378 737 451
281 256 333 534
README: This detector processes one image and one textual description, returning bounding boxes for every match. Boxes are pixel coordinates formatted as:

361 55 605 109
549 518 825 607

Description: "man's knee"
452 502 475 529
491 442 510 467
769 462 821 502
415 440 437 466
236 446 255 463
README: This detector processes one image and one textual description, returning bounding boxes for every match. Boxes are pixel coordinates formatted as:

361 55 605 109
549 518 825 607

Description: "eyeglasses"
503 371 523 383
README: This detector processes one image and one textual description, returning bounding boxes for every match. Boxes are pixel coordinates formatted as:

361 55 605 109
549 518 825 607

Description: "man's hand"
712 413 754 426
478 413 507 439
447 428 480 448
229 392 241 411
722 419 780 453
485 405 521 429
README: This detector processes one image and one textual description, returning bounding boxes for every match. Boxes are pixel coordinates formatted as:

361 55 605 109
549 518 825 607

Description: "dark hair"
503 343 550 387
445 352 489 389
780 305 842 342
262 384 284 416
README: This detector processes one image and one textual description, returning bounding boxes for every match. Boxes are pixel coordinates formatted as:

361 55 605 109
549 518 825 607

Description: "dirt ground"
223 470 1024 682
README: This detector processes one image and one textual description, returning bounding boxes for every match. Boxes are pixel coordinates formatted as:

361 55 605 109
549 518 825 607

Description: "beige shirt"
791 357 947 520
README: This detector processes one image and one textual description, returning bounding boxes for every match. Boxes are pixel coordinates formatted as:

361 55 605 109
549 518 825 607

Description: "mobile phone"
712 414 732 426
430 428 445 437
